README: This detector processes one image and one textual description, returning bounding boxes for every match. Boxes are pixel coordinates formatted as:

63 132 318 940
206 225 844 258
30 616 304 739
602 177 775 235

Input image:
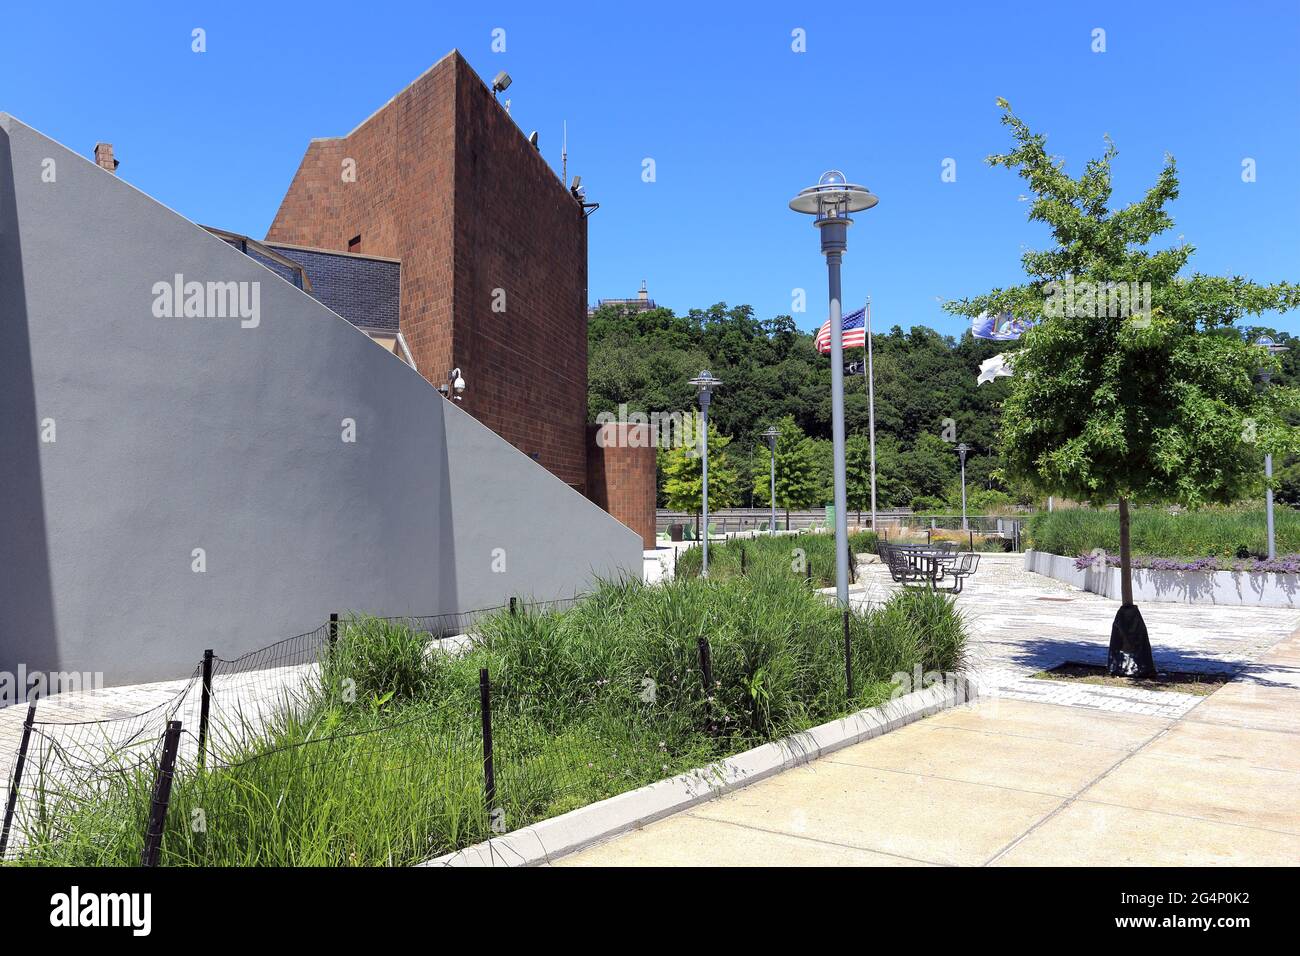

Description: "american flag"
814 307 867 354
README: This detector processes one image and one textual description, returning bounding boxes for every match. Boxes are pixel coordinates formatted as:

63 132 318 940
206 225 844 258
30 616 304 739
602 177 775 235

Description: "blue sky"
4 1 1298 336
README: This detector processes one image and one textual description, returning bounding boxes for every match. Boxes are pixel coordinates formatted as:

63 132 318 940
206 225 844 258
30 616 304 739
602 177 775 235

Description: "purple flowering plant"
1075 551 1300 574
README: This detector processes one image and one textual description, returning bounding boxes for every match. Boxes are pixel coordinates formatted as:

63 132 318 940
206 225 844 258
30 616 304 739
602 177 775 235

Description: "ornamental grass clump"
1031 507 1300 561
14 572 965 867
675 530 878 586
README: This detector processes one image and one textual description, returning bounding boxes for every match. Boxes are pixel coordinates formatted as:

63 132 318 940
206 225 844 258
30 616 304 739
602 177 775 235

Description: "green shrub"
1026 507 1300 558
675 530 879 587
17 573 966 867
321 614 436 703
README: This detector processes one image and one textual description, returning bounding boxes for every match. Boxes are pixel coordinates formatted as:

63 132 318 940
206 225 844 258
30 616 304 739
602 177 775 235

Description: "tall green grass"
675 530 879 586
14 573 965 867
1027 507 1300 558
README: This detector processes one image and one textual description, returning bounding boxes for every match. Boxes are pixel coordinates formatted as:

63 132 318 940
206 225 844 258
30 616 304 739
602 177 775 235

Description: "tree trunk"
1108 497 1157 677
1118 497 1134 604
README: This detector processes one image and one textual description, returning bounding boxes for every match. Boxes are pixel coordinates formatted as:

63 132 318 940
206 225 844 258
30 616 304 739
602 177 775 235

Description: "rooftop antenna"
562 121 568 186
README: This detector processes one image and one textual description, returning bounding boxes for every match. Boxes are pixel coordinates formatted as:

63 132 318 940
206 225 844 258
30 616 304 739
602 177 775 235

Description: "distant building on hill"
590 281 657 316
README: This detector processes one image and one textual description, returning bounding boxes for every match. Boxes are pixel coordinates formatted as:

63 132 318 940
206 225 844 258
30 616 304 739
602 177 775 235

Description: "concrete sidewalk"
559 630 1300 867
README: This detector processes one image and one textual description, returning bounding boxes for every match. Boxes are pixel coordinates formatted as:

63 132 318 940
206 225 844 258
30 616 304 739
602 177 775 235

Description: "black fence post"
740 545 747 575
197 649 214 770
478 668 496 817
696 637 714 694
141 720 182 868
805 562 813 587
509 597 517 616
847 541 857 584
843 610 853 701
0 699 37 859
697 637 715 733
328 612 339 650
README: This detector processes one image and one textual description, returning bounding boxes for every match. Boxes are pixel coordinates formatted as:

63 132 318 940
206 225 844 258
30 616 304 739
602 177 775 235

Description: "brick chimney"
93 142 119 174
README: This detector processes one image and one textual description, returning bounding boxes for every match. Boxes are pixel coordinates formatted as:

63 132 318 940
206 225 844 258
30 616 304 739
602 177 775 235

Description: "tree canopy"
942 101 1300 509
590 302 1011 510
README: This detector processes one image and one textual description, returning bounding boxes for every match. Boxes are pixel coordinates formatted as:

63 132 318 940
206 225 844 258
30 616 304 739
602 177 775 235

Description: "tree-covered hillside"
587 302 1022 510
588 301 1300 513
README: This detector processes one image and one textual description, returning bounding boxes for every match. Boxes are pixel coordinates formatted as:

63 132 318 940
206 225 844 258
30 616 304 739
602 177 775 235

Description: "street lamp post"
1256 336 1289 560
956 443 970 531
762 425 780 535
690 370 723 576
791 171 878 607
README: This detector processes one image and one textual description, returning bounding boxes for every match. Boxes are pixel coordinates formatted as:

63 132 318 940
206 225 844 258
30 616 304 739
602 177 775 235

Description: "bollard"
509 597 517 616
328 612 339 650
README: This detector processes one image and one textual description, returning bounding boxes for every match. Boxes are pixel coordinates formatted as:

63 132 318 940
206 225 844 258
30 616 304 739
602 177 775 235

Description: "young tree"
845 434 875 522
946 101 1300 676
660 422 740 535
751 415 822 528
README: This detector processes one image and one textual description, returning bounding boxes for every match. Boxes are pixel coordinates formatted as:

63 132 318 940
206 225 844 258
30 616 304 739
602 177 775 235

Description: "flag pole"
865 296 877 531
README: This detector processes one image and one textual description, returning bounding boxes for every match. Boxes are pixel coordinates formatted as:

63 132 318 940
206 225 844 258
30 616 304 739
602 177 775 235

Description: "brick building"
587 423 658 548
265 50 590 491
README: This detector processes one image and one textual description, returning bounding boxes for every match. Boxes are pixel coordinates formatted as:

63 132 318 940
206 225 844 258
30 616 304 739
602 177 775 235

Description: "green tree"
897 432 958 507
660 422 740 533
845 434 875 522
751 416 821 527
945 101 1300 676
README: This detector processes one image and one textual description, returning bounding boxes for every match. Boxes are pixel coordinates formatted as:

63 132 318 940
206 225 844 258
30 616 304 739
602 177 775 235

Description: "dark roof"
264 244 401 333
207 228 402 334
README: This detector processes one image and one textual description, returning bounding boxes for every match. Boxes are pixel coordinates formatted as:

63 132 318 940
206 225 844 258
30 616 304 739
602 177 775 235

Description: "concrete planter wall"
1024 550 1300 608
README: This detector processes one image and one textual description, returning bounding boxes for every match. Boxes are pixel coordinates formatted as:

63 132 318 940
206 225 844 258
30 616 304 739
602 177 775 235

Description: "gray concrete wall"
0 114 642 686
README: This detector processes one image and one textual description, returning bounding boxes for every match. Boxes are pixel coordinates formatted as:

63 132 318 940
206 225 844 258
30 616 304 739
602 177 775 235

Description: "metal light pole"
762 425 780 535
1256 336 1288 560
865 297 878 531
690 370 722 576
956 442 970 531
791 171 878 607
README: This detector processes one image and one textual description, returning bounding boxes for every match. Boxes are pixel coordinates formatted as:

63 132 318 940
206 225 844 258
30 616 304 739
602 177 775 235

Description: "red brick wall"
265 52 587 490
587 424 657 549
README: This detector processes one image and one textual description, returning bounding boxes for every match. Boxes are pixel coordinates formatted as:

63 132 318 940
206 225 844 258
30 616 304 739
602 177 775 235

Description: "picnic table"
877 541 980 593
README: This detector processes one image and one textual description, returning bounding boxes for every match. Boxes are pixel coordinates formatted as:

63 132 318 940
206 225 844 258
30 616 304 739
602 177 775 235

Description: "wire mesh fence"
2 582 960 867
0 596 586 865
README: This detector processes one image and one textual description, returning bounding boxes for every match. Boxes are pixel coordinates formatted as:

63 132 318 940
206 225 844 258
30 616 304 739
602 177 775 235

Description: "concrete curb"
1025 549 1300 608
421 675 977 867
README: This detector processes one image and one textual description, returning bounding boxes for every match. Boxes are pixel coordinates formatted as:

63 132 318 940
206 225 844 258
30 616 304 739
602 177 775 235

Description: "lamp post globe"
762 425 780 535
689 370 723 575
791 172 877 607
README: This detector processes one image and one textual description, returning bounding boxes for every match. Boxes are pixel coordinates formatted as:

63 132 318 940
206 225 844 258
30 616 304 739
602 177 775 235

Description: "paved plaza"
559 552 1300 866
